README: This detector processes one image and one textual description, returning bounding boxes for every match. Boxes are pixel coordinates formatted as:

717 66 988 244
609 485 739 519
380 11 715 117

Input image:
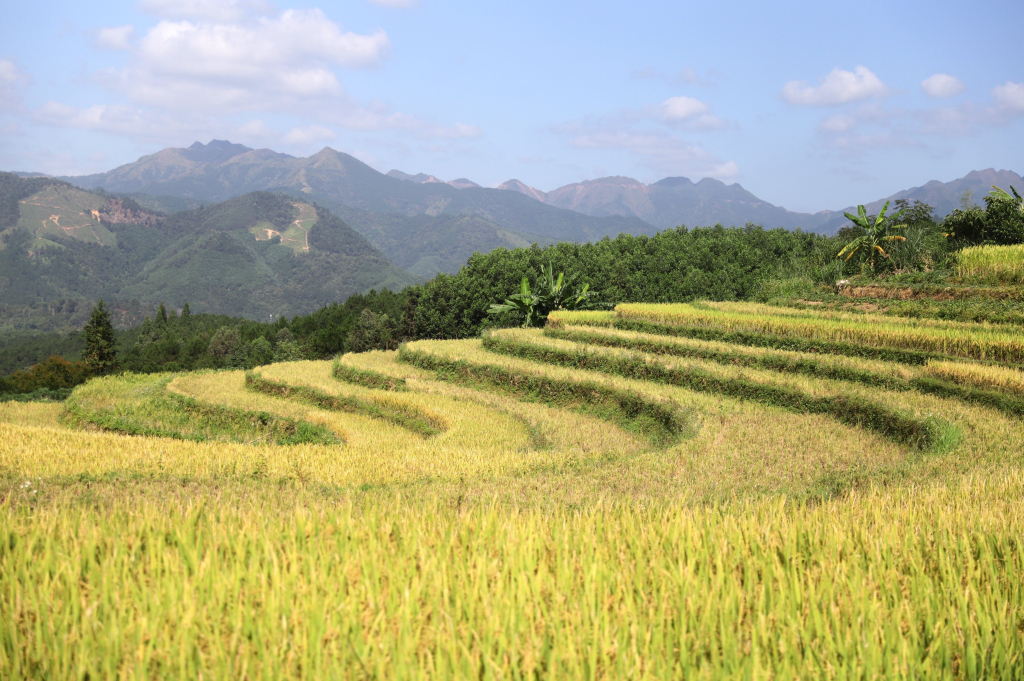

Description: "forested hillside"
0 173 413 330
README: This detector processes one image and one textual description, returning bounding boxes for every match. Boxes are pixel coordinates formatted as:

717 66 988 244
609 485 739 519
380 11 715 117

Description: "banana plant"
487 262 600 328
837 201 907 272
989 185 1024 214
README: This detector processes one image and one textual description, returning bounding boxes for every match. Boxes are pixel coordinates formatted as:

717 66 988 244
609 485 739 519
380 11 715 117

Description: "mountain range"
11 139 1020 280
64 141 653 275
492 170 1024 233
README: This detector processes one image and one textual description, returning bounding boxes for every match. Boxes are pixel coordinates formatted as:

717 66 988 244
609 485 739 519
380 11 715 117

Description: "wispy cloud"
283 124 337 145
0 60 29 112
782 66 890 106
95 25 135 50
813 81 1024 155
654 96 729 130
556 121 738 180
921 73 965 99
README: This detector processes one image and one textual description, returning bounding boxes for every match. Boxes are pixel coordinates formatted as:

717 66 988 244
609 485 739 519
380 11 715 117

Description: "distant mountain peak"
388 169 444 184
180 140 254 165
447 178 481 189
651 177 695 189
497 179 548 202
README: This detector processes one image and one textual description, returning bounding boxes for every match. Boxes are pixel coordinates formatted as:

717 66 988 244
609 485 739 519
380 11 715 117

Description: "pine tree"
83 300 118 375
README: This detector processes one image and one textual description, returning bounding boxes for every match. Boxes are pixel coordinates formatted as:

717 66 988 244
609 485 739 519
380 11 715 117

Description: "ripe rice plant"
926 359 1024 397
544 324 1024 419
5 300 1024 677
957 243 1024 283
615 302 1024 363
399 341 699 448
483 329 953 450
2 475 1023 678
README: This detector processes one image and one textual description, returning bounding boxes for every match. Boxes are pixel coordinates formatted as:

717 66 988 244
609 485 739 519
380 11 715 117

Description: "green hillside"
0 173 415 326
334 205 558 276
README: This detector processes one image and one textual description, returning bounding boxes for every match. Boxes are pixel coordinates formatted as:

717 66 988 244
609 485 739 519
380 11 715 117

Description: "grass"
958 243 1024 283
4 301 1024 677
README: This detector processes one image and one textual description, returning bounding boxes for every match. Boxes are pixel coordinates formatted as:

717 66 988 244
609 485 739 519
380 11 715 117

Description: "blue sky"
1 0 1021 212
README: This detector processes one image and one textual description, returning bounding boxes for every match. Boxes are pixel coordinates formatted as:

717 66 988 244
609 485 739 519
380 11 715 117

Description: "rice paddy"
3 301 1024 677
958 243 1024 283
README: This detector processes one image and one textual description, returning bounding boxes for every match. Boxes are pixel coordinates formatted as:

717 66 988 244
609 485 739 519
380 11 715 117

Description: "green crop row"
545 326 1024 420
616 302 1024 363
331 358 410 391
561 312 943 365
63 373 339 446
398 345 697 448
483 332 955 451
245 372 444 437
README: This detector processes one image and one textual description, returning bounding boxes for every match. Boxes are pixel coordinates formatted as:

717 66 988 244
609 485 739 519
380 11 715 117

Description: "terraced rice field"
3 302 1024 677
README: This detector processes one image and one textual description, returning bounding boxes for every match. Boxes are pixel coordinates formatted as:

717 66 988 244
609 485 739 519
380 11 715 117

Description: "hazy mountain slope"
499 175 837 231
815 168 1024 233
64 142 659 247
0 173 413 323
334 205 557 277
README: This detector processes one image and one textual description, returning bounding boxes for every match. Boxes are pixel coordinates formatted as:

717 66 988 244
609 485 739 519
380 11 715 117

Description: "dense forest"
3 186 1022 399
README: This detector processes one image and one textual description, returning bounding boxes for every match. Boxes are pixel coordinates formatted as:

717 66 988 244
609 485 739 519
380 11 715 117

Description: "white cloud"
921 73 965 99
993 81 1024 116
96 25 135 50
782 66 889 106
34 6 479 144
284 124 337 144
649 96 728 130
659 96 709 121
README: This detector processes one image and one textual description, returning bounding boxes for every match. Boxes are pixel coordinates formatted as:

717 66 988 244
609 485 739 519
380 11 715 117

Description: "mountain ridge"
29 141 1024 247
56 142 659 275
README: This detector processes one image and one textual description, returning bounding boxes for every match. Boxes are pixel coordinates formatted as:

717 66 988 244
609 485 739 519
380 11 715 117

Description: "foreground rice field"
3 301 1024 677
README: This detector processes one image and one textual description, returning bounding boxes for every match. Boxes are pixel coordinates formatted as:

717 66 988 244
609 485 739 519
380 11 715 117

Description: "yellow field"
957 243 1024 283
614 301 1024 362
3 301 1024 677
